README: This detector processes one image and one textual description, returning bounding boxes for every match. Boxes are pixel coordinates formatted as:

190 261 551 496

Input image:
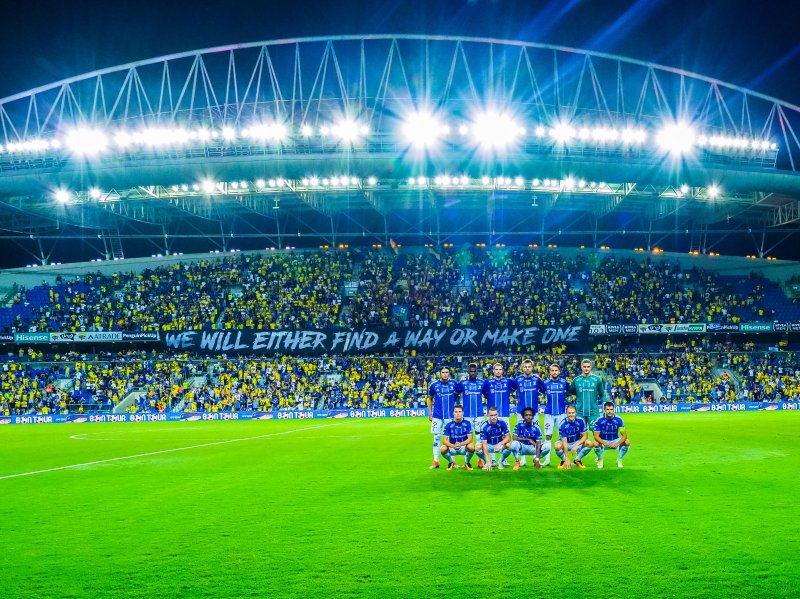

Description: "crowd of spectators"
4 247 797 334
723 352 800 401
6 348 800 417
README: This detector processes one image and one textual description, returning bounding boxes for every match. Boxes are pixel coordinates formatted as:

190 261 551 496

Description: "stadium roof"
1 35 799 265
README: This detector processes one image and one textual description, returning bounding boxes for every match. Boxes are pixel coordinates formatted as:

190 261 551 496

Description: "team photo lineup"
428 359 629 471
4 3 800 596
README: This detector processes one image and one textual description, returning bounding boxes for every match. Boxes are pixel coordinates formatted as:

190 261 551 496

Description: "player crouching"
476 407 512 470
554 405 595 470
510 407 550 470
592 402 631 469
440 405 476 470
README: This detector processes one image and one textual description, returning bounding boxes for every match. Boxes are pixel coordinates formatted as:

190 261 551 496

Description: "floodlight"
201 180 217 193
301 125 313 136
89 188 102 199
680 184 689 194
708 185 721 199
65 127 108 155
331 119 362 141
222 127 236 140
657 122 696 154
54 190 70 203
256 179 266 189
472 111 521 148
549 122 576 143
402 112 445 147
247 123 287 142
367 176 377 185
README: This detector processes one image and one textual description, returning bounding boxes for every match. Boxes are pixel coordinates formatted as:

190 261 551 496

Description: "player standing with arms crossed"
482 362 518 467
542 363 568 467
427 366 457 469
514 359 546 466
567 358 607 434
455 363 485 446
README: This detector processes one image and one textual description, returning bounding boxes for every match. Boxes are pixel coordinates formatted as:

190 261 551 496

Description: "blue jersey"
594 415 625 441
559 417 588 444
543 377 568 415
443 419 472 444
428 379 457 420
513 421 542 445
482 377 519 417
480 419 510 445
515 374 546 415
455 378 485 418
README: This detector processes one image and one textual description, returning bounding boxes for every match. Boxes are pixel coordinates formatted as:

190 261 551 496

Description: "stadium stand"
4 348 799 416
4 248 800 333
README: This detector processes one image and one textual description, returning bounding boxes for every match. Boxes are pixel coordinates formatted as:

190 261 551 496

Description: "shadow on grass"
412 463 650 493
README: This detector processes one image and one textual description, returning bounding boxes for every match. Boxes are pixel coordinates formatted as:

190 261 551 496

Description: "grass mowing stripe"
0 420 349 480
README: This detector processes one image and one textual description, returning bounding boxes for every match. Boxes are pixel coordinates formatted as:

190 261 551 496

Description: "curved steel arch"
1 34 798 112
0 34 797 169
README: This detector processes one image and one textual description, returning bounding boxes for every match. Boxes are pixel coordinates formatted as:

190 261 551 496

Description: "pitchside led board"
3 402 799 425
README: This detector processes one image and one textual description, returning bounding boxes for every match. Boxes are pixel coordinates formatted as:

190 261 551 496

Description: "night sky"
1 0 799 104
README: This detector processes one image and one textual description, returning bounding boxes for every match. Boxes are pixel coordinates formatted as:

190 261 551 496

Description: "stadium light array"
472 111 523 148
657 122 696 155
331 119 368 142
0 118 778 161
402 112 448 147
244 123 288 142
65 127 108 155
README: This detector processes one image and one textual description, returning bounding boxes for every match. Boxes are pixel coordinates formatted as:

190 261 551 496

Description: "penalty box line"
0 421 350 481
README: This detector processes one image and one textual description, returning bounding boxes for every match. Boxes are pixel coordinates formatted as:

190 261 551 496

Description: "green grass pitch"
1 412 799 598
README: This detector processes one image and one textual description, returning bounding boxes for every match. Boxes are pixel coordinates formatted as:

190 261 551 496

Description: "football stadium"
1 29 800 598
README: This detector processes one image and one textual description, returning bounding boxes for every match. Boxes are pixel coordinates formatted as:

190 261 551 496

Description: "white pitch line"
0 422 349 481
